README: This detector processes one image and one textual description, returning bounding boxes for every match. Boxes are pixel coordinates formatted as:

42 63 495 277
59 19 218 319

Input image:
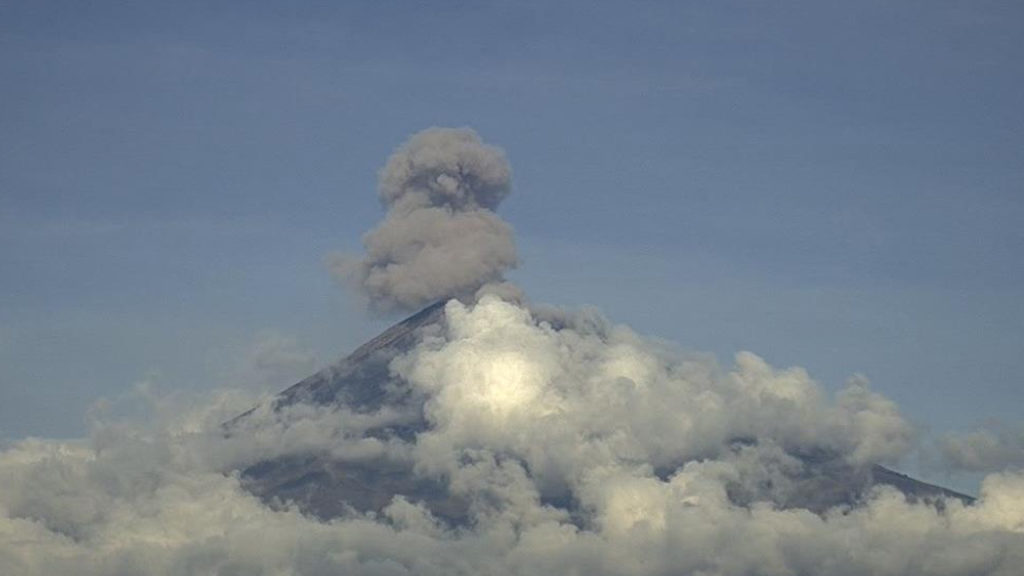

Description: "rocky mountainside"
232 300 974 523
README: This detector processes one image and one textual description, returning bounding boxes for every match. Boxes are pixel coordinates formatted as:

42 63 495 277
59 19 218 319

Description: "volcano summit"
235 128 974 527
233 297 973 524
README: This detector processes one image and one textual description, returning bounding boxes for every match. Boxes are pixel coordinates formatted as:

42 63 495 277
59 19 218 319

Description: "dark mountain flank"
232 301 973 523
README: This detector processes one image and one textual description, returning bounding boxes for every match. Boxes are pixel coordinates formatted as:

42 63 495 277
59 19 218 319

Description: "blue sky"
2 1 1022 492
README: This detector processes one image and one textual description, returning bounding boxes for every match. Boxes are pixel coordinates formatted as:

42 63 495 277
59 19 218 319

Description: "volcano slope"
230 297 972 525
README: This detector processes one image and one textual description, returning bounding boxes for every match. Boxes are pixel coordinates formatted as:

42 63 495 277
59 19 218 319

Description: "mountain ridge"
232 299 974 523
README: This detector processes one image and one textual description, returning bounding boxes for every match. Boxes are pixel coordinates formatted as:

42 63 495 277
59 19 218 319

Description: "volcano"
231 299 973 524
230 299 464 521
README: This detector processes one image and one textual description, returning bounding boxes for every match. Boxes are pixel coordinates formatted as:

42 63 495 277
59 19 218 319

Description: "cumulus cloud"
398 298 913 485
940 425 1024 473
3 295 1023 575
332 128 517 312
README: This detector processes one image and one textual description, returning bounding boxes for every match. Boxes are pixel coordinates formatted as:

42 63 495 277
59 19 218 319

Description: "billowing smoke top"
379 128 511 212
334 128 518 312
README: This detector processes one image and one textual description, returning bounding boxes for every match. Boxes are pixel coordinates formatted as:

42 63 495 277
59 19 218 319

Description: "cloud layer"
3 296 1023 575
333 128 517 312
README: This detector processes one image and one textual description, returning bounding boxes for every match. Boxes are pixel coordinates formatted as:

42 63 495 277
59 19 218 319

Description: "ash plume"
334 127 517 312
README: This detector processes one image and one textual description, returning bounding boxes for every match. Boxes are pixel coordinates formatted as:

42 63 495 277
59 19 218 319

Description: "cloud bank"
3 296 1023 575
333 128 517 312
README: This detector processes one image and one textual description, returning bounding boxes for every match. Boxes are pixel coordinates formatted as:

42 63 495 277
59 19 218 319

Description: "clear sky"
2 1 1022 493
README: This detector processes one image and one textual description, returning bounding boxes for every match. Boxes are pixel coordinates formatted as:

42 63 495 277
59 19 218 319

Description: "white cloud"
1 295 1021 575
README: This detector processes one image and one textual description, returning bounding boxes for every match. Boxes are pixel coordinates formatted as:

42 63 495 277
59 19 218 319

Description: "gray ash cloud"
333 128 517 312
